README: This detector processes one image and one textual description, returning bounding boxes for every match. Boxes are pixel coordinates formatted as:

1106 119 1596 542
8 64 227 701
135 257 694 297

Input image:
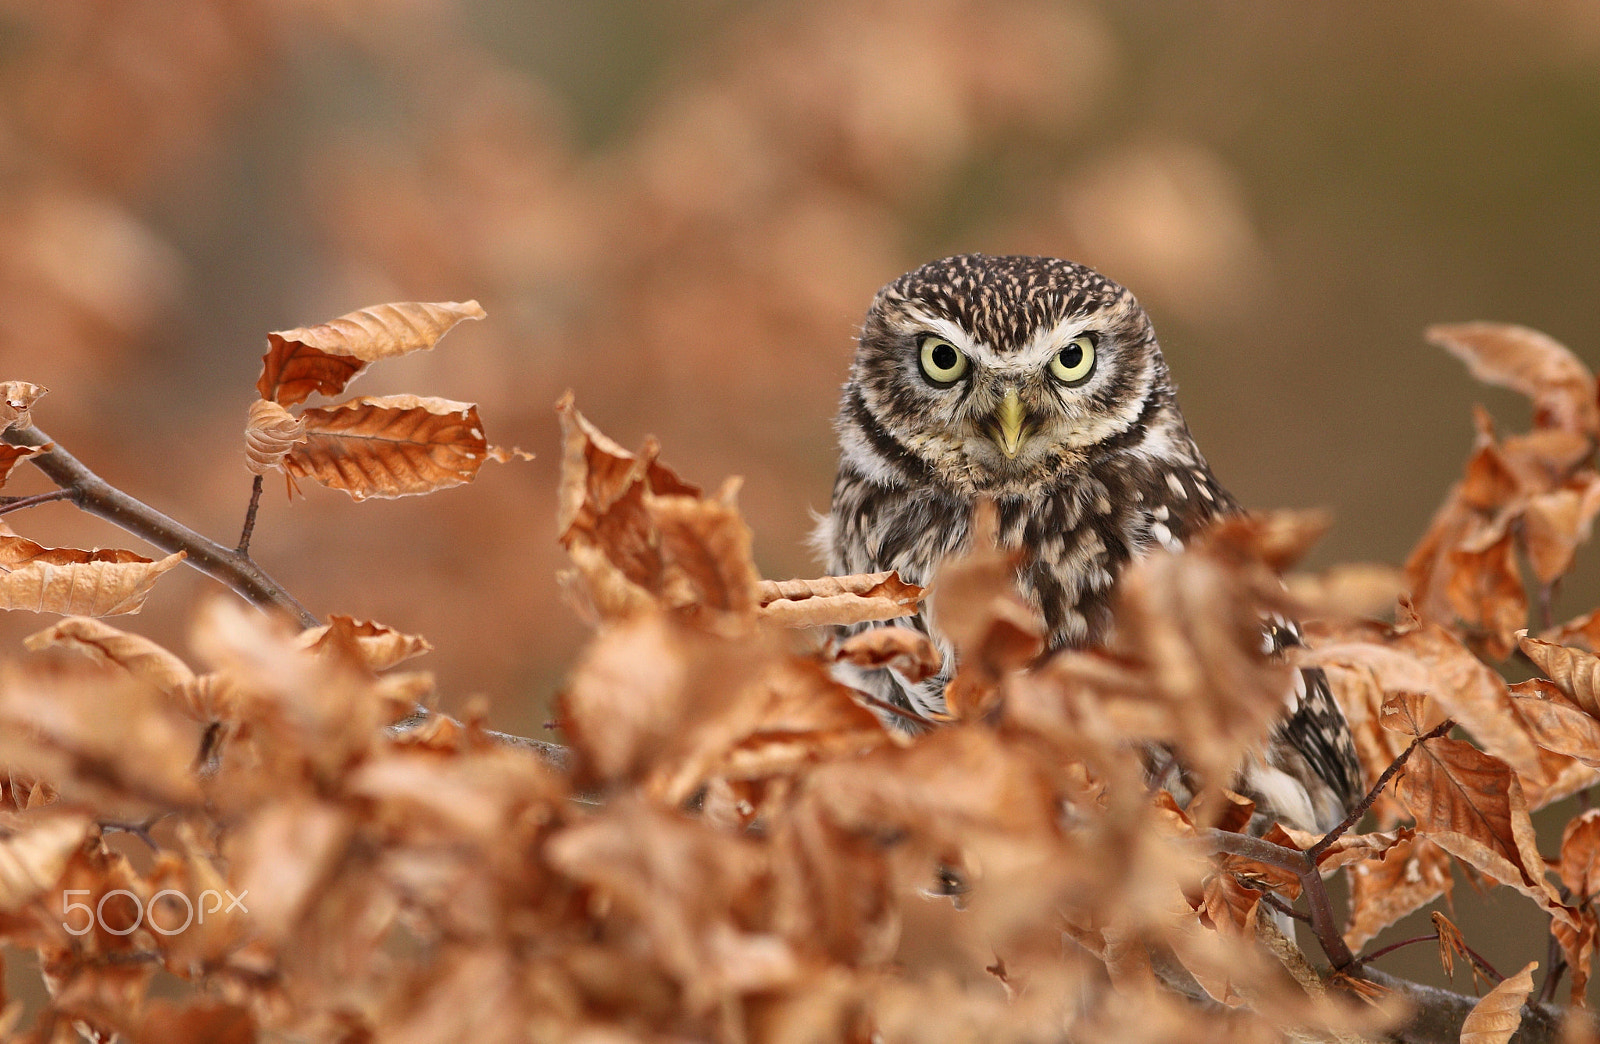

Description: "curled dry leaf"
0 532 185 616
1427 322 1599 437
24 616 242 721
556 393 763 621
1508 679 1600 769
0 442 46 489
25 615 195 693
1404 348 1600 658
243 398 307 475
930 500 1043 686
1524 477 1600 585
0 813 92 912
1458 960 1537 1044
257 300 486 407
756 571 924 627
1276 824 1417 871
1343 835 1454 952
1542 608 1600 653
283 395 507 501
1520 632 1600 718
1309 612 1544 791
1388 714 1573 928
0 380 46 431
834 626 942 684
295 614 432 672
1283 562 1405 620
1564 809 1600 903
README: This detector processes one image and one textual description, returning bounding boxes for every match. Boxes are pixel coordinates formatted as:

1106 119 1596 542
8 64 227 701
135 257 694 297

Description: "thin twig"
1539 926 1565 1003
1257 890 1312 924
1458 939 1505 985
1308 718 1456 862
1354 932 1440 968
2 423 317 627
237 473 264 555
0 488 73 516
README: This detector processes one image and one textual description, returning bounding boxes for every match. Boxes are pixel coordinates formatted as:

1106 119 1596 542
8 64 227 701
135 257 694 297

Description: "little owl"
819 254 1362 833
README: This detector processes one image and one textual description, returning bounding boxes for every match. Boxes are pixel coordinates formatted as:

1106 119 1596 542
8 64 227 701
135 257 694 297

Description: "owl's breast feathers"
830 389 1231 652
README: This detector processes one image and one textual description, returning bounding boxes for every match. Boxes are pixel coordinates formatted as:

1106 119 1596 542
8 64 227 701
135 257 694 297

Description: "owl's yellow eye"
1049 334 1096 384
918 336 969 385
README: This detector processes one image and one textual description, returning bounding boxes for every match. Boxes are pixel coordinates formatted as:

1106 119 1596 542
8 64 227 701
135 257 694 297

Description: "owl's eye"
918 336 969 386
1048 334 1097 384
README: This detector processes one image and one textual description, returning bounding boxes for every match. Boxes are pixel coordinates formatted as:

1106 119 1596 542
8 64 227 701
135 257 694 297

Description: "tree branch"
3 423 317 627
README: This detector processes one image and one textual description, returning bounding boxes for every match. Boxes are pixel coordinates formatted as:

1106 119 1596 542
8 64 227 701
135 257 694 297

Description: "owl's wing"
1252 614 1365 831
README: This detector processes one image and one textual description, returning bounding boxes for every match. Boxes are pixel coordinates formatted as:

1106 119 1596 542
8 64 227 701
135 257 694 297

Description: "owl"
819 254 1362 834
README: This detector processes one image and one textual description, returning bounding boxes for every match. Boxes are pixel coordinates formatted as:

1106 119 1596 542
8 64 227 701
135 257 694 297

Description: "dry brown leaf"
23 616 204 717
1508 679 1600 769
1444 525 1526 660
647 481 762 615
756 571 924 627
556 394 768 623
834 626 942 684
1283 562 1405 619
0 533 185 616
0 442 45 489
1458 959 1537 1044
931 500 1044 684
1562 809 1600 902
1277 824 1417 871
1543 609 1600 653
283 395 506 501
257 300 486 407
1521 632 1600 718
295 615 432 671
1199 871 1261 937
1388 715 1573 927
1343 836 1454 951
0 813 92 911
1428 322 1600 436
1309 611 1544 787
1524 477 1600 584
0 381 46 431
242 397 307 475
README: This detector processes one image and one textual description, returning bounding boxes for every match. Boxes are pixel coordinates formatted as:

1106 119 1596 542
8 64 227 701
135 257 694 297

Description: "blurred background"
2 0 1600 997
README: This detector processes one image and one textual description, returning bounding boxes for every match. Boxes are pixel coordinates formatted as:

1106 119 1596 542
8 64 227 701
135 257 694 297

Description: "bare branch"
0 488 73 515
3 423 317 627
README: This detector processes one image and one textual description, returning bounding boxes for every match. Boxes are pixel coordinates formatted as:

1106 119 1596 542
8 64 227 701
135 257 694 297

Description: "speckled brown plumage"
819 254 1362 832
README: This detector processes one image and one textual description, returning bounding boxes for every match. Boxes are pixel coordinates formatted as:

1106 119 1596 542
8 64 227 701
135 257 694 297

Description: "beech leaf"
0 533 185 616
834 625 942 684
0 813 92 911
295 615 433 671
756 571 924 627
1428 321 1599 436
1343 835 1454 951
258 300 486 407
0 443 46 489
243 398 307 475
1519 632 1600 718
1458 960 1536 1044
0 381 46 431
283 395 507 501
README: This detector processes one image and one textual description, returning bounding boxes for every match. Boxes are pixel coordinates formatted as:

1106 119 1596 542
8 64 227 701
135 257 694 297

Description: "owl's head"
845 254 1175 494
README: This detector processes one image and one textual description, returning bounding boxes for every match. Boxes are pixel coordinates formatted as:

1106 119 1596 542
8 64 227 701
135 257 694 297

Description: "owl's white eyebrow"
898 307 1095 370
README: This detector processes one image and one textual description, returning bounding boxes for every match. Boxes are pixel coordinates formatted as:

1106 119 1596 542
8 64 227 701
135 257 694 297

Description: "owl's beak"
992 388 1026 458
